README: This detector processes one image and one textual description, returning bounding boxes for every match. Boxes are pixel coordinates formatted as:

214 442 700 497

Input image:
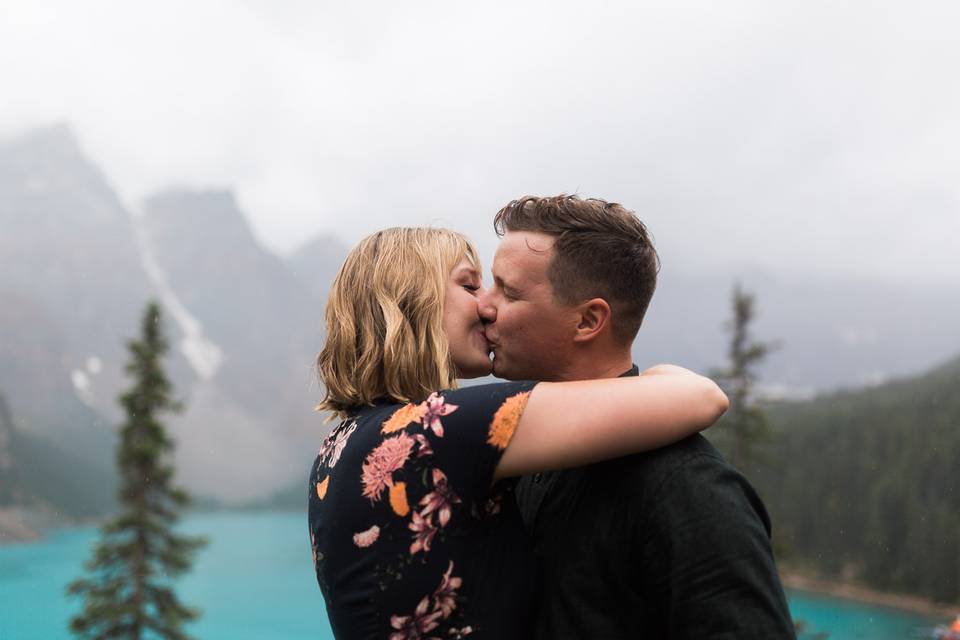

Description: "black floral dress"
308 381 539 640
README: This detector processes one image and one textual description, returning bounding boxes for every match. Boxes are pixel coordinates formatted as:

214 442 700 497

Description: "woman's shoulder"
424 380 539 410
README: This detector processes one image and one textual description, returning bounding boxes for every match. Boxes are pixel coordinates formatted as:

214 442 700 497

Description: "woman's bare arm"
494 367 728 480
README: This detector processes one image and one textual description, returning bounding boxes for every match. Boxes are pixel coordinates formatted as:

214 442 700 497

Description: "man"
477 194 795 639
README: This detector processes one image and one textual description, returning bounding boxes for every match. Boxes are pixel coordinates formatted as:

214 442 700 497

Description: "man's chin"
491 356 523 381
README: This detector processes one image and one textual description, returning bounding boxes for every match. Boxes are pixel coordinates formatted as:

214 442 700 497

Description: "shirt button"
533 473 543 483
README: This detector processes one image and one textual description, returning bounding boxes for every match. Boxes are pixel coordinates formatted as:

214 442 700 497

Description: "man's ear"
572 298 612 343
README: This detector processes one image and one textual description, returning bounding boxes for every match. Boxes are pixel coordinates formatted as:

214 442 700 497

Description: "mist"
2 0 957 286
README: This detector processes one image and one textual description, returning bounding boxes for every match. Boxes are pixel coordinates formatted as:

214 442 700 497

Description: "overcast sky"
2 0 958 286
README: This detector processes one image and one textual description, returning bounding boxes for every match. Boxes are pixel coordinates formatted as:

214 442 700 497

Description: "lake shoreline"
4 509 958 623
782 571 958 620
0 508 43 544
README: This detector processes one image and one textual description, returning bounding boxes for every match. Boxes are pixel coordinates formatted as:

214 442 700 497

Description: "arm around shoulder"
494 367 728 480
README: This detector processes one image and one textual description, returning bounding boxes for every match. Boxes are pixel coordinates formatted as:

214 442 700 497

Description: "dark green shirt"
516 367 796 639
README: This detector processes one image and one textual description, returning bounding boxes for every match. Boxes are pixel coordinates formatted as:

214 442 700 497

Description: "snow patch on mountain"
86 356 102 374
71 369 94 405
133 214 223 380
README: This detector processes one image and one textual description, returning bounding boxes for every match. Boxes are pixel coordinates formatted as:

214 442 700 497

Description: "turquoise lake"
0 511 941 639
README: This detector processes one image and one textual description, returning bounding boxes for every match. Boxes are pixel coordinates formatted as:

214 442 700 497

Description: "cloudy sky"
2 0 958 286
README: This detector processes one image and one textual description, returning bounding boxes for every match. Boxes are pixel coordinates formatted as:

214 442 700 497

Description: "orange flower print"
353 525 380 548
362 433 414 501
487 391 531 450
315 476 329 500
382 403 428 434
389 482 410 516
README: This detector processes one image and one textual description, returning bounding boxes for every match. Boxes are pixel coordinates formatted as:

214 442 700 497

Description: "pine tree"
67 301 206 640
712 284 778 471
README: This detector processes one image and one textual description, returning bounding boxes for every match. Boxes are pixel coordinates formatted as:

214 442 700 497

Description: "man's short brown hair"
493 194 660 345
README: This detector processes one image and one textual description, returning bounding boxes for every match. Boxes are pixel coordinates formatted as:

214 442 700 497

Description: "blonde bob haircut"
317 227 480 419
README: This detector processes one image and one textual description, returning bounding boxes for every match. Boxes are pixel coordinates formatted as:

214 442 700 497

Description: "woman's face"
443 257 493 378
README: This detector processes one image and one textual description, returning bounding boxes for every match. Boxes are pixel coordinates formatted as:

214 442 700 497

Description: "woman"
309 228 727 640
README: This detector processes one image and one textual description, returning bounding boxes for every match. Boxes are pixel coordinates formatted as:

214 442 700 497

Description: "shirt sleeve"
638 454 797 639
380 381 537 508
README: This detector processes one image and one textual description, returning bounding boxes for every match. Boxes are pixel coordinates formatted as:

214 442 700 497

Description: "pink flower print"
419 468 461 527
409 510 439 555
433 561 462 619
483 493 502 517
421 392 458 437
448 627 473 639
361 433 414 502
389 595 443 640
352 525 380 548
318 420 357 468
414 433 433 458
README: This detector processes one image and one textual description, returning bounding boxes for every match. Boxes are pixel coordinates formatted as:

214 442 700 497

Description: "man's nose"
477 289 497 323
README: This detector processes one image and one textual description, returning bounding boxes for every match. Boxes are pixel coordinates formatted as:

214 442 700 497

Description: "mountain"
0 125 152 396
4 122 957 513
749 353 960 602
0 393 14 504
635 267 960 395
0 126 345 505
140 188 329 501
286 232 349 306
0 125 149 472
0 389 116 522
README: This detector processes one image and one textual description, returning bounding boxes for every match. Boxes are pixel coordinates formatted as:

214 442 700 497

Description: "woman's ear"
572 298 612 343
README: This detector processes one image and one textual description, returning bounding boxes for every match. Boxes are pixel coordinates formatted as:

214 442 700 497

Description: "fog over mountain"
637 268 960 395
0 127 342 503
1 124 957 508
2 1 957 290
0 126 140 470
140 188 334 500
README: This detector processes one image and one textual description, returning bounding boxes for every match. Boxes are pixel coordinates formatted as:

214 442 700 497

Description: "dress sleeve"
379 381 537 506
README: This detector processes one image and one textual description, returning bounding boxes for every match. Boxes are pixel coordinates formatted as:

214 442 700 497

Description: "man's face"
478 231 580 381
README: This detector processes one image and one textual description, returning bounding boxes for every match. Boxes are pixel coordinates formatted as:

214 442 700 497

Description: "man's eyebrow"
494 275 519 293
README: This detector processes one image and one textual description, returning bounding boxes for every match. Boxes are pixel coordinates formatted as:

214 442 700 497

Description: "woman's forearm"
494 370 728 480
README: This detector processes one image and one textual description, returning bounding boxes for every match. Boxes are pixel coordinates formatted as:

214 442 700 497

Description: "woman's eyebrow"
453 266 480 280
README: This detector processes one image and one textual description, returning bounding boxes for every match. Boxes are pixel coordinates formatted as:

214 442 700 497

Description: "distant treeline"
749 354 960 603
0 391 116 519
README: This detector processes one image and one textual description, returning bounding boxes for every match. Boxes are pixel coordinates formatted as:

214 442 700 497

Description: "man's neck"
553 351 634 382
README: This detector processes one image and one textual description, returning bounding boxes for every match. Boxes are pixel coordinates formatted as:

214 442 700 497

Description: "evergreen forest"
750 354 960 603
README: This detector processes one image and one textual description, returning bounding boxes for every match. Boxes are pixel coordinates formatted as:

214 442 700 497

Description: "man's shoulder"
520 433 750 527
588 433 732 482
557 434 763 519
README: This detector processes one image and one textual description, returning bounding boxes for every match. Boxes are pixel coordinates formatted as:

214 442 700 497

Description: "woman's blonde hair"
317 227 480 419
